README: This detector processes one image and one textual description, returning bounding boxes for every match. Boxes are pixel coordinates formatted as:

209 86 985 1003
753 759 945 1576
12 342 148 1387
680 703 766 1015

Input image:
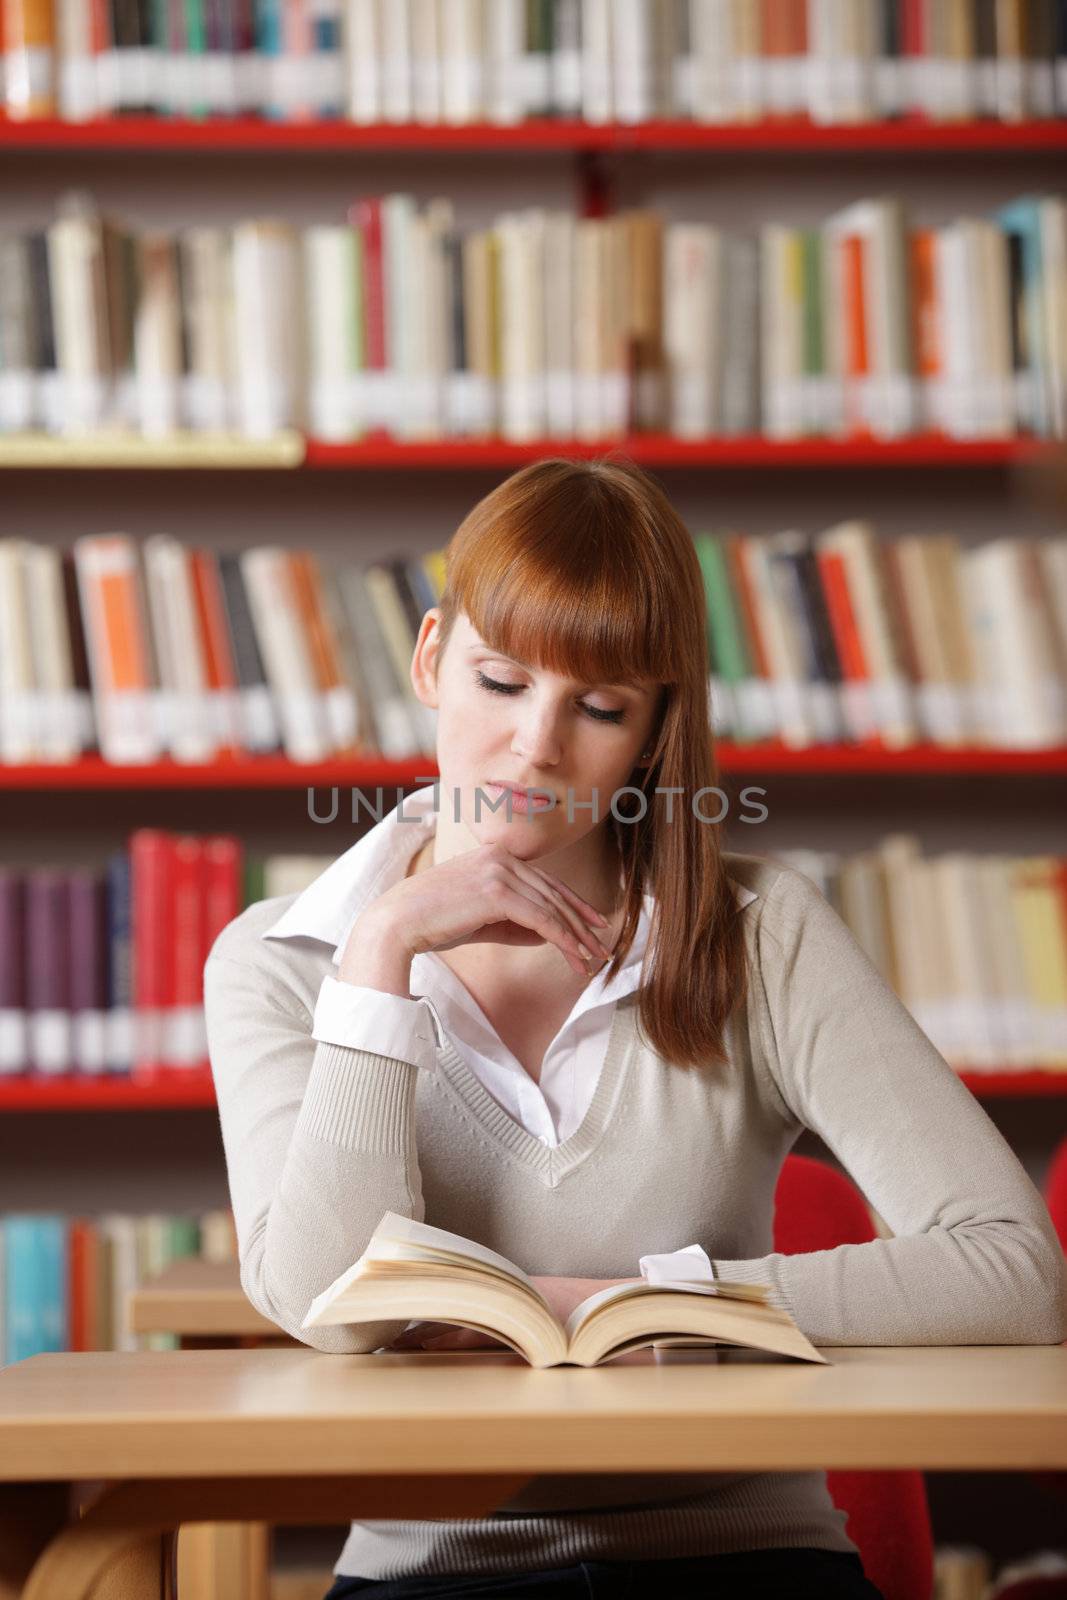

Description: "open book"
301 1212 827 1369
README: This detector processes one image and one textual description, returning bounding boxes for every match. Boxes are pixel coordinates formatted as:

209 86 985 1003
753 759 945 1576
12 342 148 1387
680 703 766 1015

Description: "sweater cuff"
296 1042 420 1154
711 1256 794 1317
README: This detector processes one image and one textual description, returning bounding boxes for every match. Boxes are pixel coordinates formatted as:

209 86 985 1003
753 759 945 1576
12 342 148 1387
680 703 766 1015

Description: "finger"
531 870 611 928
499 883 598 976
508 864 614 962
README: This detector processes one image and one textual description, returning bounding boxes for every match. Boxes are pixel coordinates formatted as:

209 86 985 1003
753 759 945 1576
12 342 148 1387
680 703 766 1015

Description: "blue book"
996 199 1050 438
3 1216 67 1364
255 0 285 121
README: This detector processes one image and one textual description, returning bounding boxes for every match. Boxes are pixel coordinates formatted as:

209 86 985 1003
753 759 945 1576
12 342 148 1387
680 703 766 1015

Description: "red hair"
433 456 749 1071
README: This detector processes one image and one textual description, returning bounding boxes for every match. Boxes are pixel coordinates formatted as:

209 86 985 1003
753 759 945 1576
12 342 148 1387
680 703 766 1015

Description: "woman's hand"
340 839 615 984
385 1274 643 1351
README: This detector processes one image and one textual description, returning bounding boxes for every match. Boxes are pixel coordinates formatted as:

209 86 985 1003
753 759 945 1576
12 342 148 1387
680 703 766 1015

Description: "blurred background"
0 4 1066 1597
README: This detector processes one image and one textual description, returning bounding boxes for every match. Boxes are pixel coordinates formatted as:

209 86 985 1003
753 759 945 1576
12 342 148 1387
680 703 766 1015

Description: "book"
301 1210 827 1369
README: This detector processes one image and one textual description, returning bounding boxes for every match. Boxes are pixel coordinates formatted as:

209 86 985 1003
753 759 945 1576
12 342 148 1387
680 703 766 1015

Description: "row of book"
0 1208 237 1365
775 842 1067 1071
1 831 1065 1083
1 522 1065 771
0 533 438 766
3 1 1067 127
2 192 1065 445
0 837 333 1076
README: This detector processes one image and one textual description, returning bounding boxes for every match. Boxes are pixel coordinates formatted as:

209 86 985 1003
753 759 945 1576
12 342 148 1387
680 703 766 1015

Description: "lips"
484 782 555 810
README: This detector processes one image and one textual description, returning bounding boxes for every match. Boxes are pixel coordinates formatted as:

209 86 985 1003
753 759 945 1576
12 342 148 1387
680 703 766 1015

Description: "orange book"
2 0 55 116
189 548 242 758
288 550 341 695
69 1218 100 1352
841 233 870 433
725 533 770 683
909 229 942 427
817 548 870 685
287 550 360 754
74 534 161 764
816 546 881 746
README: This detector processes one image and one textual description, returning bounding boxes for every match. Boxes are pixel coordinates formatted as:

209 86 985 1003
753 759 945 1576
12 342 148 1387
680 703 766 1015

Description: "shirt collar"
261 782 756 966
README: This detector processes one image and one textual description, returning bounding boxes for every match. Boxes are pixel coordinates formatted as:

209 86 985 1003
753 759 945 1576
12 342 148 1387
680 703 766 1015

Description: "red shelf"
2 115 1067 153
959 1073 1067 1098
2 745 1067 789
0 1067 1061 1110
0 1071 217 1110
302 434 1052 470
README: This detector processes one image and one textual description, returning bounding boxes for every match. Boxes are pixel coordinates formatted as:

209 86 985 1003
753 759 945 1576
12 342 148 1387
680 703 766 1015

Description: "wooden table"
2 1343 1067 1599
127 1259 293 1598
127 1258 289 1346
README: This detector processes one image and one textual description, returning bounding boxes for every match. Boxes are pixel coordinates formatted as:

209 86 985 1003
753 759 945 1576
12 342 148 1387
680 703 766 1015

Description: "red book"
171 836 207 1069
68 1218 100 1352
90 0 111 55
130 830 176 1075
901 0 925 113
817 547 886 747
201 835 242 972
350 197 386 372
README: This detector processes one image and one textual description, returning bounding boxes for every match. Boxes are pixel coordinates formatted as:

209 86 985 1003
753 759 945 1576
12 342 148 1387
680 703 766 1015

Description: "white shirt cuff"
312 975 439 1074
638 1243 716 1285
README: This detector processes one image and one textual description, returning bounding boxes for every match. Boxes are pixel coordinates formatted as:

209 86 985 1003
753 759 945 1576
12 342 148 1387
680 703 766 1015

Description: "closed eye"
473 670 627 724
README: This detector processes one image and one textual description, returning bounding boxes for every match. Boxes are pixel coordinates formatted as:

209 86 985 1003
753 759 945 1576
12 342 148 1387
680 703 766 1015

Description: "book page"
565 1277 770 1342
369 1211 546 1300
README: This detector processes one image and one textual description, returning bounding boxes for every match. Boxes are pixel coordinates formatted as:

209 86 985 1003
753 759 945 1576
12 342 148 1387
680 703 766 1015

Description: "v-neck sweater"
203 850 1067 1582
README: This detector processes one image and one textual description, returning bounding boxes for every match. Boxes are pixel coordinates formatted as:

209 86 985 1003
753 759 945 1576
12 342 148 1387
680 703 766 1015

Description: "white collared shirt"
262 783 757 1281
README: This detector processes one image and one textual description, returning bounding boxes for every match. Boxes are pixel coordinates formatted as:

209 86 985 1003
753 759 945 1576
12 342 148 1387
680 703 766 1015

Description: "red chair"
773 1154 935 1600
1025 1139 1067 1520
1044 1136 1067 1253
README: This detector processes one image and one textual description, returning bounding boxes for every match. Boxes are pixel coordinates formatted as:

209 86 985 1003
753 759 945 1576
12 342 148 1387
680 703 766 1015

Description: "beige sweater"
203 851 1067 1581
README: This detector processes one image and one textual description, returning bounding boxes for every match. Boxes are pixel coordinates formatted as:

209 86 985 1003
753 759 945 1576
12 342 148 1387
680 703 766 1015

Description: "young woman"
204 458 1066 1600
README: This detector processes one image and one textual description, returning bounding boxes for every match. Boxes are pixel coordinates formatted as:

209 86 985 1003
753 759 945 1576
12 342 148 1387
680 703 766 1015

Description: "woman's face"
412 609 661 862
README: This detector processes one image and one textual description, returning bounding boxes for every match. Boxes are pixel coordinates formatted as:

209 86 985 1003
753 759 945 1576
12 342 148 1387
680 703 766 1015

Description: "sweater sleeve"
711 866 1067 1347
203 949 426 1354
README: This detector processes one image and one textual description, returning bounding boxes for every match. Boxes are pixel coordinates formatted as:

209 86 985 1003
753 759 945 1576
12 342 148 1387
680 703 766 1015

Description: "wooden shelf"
0 1066 1061 1110
0 430 304 469
2 745 1067 789
0 432 1054 472
2 115 1067 154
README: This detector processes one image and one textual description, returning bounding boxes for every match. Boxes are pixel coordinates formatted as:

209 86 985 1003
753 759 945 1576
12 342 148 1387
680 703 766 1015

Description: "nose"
510 693 565 770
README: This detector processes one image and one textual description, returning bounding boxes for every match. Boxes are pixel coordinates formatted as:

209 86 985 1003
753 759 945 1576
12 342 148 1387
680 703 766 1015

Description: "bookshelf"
0 435 1054 472
2 747 1067 788
0 1067 1063 1113
3 64 1065 1593
2 116 1067 155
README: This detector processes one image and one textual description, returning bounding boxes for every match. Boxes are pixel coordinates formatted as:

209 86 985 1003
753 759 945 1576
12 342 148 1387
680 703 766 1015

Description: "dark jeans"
323 1548 885 1598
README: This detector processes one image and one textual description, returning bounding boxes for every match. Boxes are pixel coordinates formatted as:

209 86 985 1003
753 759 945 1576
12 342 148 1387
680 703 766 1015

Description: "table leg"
177 1522 271 1600
19 1475 529 1600
0 1483 70 1600
173 1333 272 1599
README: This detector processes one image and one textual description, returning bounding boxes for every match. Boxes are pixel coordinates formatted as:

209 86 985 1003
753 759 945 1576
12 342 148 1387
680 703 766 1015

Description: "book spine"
130 829 175 1073
105 849 134 1074
170 835 207 1068
0 869 26 1077
69 869 109 1076
26 871 72 1076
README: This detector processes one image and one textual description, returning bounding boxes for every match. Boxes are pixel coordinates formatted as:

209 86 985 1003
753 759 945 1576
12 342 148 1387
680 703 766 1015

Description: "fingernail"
578 944 592 960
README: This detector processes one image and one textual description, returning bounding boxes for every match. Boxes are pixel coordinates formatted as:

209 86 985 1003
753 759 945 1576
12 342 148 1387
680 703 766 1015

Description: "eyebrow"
468 643 647 693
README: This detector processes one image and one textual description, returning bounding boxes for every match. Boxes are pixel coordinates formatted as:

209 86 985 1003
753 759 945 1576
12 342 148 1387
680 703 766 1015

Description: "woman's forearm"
337 909 415 997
